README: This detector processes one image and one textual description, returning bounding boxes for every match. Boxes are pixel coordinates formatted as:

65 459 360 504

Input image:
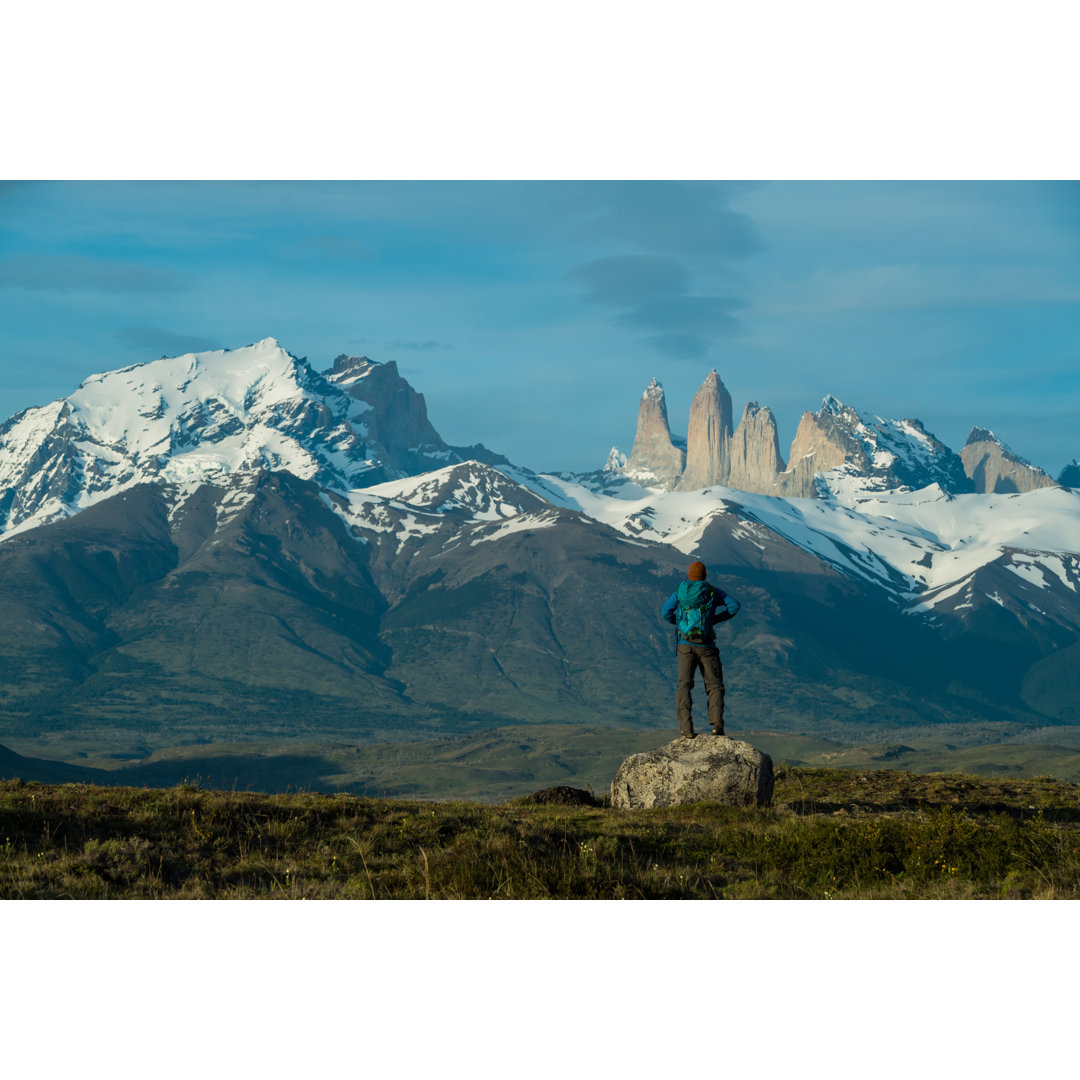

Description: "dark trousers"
676 643 725 736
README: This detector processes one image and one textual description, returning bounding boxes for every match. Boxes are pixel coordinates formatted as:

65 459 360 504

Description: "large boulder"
610 736 774 809
525 785 601 807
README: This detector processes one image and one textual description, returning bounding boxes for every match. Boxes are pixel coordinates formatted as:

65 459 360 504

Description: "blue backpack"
676 582 715 644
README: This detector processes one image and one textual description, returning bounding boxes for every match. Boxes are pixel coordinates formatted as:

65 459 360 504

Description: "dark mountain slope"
0 486 178 704
687 510 1067 737
1 464 1069 748
0 475 408 737
0 742 106 784
109 472 392 695
377 511 688 724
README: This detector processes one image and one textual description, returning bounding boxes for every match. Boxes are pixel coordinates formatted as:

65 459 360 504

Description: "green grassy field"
4 767 1080 899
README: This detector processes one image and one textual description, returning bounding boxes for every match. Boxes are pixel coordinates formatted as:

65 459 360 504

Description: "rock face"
622 378 685 488
612 376 1051 502
678 370 734 490
325 354 451 478
610 735 774 809
961 427 1056 494
727 402 786 492
777 397 972 498
603 446 627 473
1060 460 1080 488
775 401 860 497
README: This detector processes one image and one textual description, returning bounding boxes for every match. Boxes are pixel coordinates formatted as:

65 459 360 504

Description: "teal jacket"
661 580 740 645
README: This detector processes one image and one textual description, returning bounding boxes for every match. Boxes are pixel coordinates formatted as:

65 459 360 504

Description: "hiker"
661 561 740 740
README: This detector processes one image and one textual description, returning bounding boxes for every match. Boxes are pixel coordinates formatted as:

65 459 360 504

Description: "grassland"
3 766 1080 899
7 723 1080 803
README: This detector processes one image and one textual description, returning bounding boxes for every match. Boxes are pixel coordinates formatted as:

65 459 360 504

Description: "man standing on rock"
661 561 740 740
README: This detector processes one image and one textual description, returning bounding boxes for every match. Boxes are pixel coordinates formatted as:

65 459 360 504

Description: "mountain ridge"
0 338 505 540
1 339 1078 757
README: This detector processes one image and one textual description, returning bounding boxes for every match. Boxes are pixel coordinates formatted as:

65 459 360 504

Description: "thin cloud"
390 340 452 351
641 333 713 360
0 254 190 293
115 327 225 355
758 263 1080 317
567 255 689 306
561 184 761 359
568 254 745 358
619 295 744 337
351 338 453 354
577 181 765 260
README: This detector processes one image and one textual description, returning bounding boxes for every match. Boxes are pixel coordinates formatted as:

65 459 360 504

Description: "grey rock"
325 354 460 480
726 401 785 493
610 735 774 809
678 370 734 490
622 378 685 489
777 397 972 499
1059 460 1080 488
961 427 1056 494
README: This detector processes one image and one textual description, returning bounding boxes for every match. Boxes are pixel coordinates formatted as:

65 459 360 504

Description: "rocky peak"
778 397 971 499
610 375 1001 502
602 447 627 473
0 339 377 537
775 401 863 497
0 340 472 540
323 354 448 472
678 369 734 491
622 378 685 489
1059 460 1080 488
727 401 786 492
327 353 412 388
961 427 1056 494
328 354 377 383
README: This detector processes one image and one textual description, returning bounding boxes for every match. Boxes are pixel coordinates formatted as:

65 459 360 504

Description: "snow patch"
513 469 1080 618
470 512 560 545
1007 561 1049 589
906 575 975 614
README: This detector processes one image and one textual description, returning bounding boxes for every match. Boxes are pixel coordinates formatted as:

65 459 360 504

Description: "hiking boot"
681 732 696 742
711 727 725 736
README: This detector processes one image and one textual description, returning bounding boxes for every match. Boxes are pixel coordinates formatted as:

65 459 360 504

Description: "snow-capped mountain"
2 339 1077 632
325 460 559 559
521 376 1079 637
788 395 973 499
2 338 1079 749
0 338 481 538
513 468 1080 633
612 373 975 499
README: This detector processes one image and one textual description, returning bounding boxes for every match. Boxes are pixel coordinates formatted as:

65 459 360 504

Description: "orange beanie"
688 561 707 580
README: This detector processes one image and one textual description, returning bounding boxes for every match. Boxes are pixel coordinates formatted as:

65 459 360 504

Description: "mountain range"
1 339 1078 776
620 368 1064 497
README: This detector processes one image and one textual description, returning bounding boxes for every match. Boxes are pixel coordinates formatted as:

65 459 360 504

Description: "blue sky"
1 180 1078 476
